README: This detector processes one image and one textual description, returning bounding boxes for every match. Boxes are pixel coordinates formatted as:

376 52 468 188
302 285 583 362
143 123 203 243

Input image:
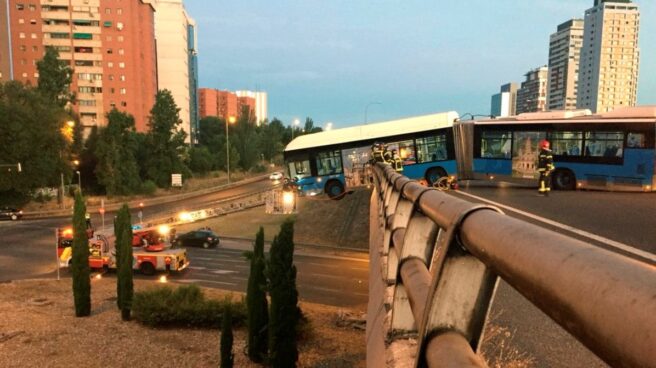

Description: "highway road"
452 182 656 368
2 178 654 367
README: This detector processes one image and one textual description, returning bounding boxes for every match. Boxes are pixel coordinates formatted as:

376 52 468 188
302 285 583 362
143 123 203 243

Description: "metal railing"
367 163 656 368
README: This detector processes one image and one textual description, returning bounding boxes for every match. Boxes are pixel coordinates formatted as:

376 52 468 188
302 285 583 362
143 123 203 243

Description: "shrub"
220 305 234 368
140 180 157 196
71 191 91 317
132 284 246 328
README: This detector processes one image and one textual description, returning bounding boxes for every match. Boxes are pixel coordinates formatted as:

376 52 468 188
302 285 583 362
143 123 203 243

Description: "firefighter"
537 139 555 196
371 142 386 163
382 145 393 165
391 149 403 172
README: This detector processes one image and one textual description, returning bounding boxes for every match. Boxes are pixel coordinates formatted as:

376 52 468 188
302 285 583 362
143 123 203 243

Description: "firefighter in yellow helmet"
537 139 555 196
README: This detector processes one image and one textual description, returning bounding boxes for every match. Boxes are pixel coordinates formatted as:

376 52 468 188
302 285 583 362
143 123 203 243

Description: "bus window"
288 160 311 179
388 140 416 165
627 132 646 148
551 131 583 156
416 134 448 162
585 132 623 158
481 131 511 158
315 150 343 176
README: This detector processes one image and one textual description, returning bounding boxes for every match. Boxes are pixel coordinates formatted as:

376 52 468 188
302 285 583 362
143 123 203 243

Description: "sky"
185 0 655 129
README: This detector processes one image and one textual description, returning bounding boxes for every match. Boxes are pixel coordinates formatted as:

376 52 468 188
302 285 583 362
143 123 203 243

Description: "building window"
119 75 125 81
118 49 124 55
118 62 125 68
22 72 28 77
30 33 37 39
121 101 127 107
105 8 111 14
103 21 112 27
16 4 24 10
107 48 113 54
28 4 35 11
117 8 122 15
18 18 24 24
19 33 25 39
19 45 26 51
30 19 36 25
107 62 113 68
117 36 123 42
34 72 39 78
119 88 126 94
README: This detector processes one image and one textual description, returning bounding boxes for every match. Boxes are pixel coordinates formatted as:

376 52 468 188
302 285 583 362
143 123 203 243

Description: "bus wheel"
325 180 345 199
140 262 156 276
553 169 576 190
425 167 447 186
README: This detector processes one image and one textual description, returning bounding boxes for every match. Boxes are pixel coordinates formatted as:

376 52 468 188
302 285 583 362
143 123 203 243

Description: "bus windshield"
288 159 311 179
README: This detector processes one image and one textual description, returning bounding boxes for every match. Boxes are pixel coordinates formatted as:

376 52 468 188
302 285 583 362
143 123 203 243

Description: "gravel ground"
0 279 366 368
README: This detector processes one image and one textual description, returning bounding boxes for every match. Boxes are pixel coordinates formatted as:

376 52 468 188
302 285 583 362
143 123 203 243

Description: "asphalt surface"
450 181 656 368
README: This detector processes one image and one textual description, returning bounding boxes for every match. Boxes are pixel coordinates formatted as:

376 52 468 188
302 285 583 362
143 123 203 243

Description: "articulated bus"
454 106 656 192
283 111 460 197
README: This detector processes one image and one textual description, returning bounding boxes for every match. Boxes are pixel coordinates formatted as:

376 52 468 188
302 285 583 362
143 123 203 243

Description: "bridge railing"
367 163 656 368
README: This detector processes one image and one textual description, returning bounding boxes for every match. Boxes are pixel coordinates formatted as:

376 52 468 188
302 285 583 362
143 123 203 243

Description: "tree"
79 126 102 194
220 305 234 368
145 89 190 187
189 146 214 175
267 219 299 367
36 46 74 107
115 204 134 321
303 117 323 134
94 109 142 195
0 81 69 204
246 227 269 363
231 106 260 171
258 121 284 161
71 191 91 317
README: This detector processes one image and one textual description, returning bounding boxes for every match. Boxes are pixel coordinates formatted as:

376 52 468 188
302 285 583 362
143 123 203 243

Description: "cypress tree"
246 227 268 363
71 191 91 317
115 204 134 321
267 219 299 368
220 305 234 368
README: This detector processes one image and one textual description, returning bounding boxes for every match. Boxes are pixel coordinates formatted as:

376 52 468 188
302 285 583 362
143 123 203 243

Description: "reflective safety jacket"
538 148 555 172
383 150 393 164
393 157 403 172
372 147 385 163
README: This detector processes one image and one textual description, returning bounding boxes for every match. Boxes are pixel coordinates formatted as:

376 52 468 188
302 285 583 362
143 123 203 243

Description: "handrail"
368 163 656 368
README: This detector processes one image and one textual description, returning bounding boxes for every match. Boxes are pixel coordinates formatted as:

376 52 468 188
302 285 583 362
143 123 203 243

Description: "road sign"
171 174 182 187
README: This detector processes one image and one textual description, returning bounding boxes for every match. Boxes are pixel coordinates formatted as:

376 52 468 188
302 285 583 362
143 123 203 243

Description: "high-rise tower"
547 19 584 111
577 0 640 113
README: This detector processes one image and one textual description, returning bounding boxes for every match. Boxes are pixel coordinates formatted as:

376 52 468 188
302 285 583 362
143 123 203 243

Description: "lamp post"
226 116 236 184
325 122 333 131
291 118 300 140
364 102 382 124
75 170 81 195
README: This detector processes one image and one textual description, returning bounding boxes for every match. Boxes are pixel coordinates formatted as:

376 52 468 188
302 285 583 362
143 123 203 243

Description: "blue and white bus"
454 107 656 192
284 111 460 197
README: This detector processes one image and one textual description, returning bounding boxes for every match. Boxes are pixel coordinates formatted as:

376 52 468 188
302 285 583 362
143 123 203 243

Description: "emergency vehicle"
57 228 189 275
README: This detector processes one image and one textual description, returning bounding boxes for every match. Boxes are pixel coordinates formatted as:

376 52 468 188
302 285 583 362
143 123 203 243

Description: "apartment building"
577 0 640 113
198 88 256 122
547 19 584 111
516 66 549 114
490 82 518 117
236 90 268 125
152 0 197 142
0 0 157 131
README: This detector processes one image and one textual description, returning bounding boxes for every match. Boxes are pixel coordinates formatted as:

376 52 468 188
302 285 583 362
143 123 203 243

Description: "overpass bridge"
366 163 655 368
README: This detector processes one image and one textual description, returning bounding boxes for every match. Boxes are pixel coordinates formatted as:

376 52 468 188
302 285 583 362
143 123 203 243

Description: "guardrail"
367 163 656 368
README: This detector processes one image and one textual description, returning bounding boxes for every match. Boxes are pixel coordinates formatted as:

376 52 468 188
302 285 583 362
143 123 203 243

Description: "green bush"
132 284 246 328
140 180 157 196
251 164 266 173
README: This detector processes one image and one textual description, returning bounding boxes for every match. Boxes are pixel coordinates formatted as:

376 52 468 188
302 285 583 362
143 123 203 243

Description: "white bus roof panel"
285 111 459 152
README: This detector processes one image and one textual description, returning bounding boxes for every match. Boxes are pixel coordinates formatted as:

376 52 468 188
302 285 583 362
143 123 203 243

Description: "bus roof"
469 106 656 125
285 111 459 152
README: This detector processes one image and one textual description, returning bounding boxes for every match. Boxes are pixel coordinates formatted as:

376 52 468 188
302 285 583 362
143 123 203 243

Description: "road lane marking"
210 270 237 275
456 191 656 262
188 266 207 270
175 279 236 286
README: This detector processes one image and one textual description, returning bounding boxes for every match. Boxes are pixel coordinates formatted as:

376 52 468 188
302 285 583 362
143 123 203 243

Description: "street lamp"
291 118 300 140
226 116 237 184
75 170 81 195
364 102 382 124
325 122 333 131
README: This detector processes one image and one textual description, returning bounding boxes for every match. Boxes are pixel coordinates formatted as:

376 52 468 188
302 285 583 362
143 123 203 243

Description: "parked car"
174 229 220 249
269 171 284 181
0 207 23 221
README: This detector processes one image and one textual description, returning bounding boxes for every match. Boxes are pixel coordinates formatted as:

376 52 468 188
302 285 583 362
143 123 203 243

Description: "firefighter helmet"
540 139 550 149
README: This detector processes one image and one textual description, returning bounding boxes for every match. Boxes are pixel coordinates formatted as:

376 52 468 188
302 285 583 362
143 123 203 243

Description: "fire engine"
57 227 189 275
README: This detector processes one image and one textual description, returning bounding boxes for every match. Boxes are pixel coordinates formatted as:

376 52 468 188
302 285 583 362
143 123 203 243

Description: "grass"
172 188 372 249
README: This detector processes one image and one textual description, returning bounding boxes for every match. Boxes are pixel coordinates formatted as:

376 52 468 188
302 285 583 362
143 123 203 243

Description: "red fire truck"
57 228 189 275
